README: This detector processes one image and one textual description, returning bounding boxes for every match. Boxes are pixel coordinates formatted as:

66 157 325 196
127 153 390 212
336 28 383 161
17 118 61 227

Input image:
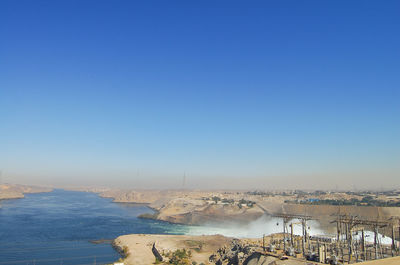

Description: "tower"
182 172 186 189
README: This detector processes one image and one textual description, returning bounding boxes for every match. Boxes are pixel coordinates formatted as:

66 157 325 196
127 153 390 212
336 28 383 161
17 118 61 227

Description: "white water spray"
185 215 325 238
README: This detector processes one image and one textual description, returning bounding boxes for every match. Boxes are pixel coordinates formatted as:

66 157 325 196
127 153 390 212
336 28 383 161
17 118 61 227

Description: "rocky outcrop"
0 184 52 200
152 242 163 262
242 252 281 265
156 198 265 225
210 239 260 265
101 189 266 226
100 189 175 204
210 240 311 265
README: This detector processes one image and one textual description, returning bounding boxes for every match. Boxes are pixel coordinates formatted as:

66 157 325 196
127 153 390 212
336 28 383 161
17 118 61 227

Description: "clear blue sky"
1 0 399 189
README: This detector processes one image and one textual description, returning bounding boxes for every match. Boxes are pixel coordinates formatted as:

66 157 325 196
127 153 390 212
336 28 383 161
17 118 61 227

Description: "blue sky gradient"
1 0 399 189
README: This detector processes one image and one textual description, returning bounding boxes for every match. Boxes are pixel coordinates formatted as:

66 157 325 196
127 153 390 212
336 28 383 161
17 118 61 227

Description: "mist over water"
186 215 325 238
351 231 396 245
185 215 397 245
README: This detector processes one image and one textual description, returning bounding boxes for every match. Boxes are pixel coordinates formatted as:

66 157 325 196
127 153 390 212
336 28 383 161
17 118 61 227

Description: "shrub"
169 249 192 265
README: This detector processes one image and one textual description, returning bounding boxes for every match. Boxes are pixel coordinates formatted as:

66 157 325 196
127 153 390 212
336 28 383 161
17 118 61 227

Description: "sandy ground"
357 256 400 265
113 234 323 265
114 234 234 265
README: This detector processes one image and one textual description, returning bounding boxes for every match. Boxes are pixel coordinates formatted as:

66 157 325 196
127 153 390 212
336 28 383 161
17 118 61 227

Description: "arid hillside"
73 188 400 233
0 184 53 201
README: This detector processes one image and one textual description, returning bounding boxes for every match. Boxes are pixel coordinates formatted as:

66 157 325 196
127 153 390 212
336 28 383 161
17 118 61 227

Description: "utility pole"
290 222 294 248
398 219 400 256
283 218 286 253
336 217 340 256
362 229 366 260
262 234 265 251
302 219 305 256
389 217 400 256
374 225 378 259
392 224 396 257
272 213 311 257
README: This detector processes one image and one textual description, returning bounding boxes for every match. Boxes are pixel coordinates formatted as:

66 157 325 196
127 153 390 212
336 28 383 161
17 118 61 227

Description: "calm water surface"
0 189 191 265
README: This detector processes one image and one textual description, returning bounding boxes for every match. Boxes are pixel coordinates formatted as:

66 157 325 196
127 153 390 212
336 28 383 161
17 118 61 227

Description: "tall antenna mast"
182 171 186 189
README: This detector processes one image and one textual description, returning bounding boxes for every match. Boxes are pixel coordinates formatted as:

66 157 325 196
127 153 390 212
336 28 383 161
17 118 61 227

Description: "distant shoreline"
0 184 53 202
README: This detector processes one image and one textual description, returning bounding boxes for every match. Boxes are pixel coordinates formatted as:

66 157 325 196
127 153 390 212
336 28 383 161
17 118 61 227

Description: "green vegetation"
246 190 295 196
203 196 255 207
154 258 163 264
211 196 221 204
184 240 203 252
138 212 159 219
238 199 255 207
246 190 272 196
165 249 192 265
122 246 130 257
221 198 234 204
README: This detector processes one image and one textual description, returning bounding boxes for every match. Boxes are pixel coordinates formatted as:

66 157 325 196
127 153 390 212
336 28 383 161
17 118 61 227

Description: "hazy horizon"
1 1 399 190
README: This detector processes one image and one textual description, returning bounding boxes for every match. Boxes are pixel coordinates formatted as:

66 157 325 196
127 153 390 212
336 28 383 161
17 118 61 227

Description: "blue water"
0 189 191 265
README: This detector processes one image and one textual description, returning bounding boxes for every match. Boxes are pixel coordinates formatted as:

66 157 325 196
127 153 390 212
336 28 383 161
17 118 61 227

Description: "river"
0 189 191 265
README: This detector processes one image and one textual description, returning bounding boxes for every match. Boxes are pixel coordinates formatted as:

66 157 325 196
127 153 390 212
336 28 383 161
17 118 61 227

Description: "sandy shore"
114 234 234 265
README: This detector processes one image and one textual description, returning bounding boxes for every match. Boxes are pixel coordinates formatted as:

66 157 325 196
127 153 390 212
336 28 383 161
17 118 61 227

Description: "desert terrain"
113 234 313 265
0 183 53 201
93 189 400 233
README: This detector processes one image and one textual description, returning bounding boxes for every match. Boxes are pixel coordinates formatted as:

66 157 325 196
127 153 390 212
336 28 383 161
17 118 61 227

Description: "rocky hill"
99 189 266 225
97 189 400 231
0 183 53 201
